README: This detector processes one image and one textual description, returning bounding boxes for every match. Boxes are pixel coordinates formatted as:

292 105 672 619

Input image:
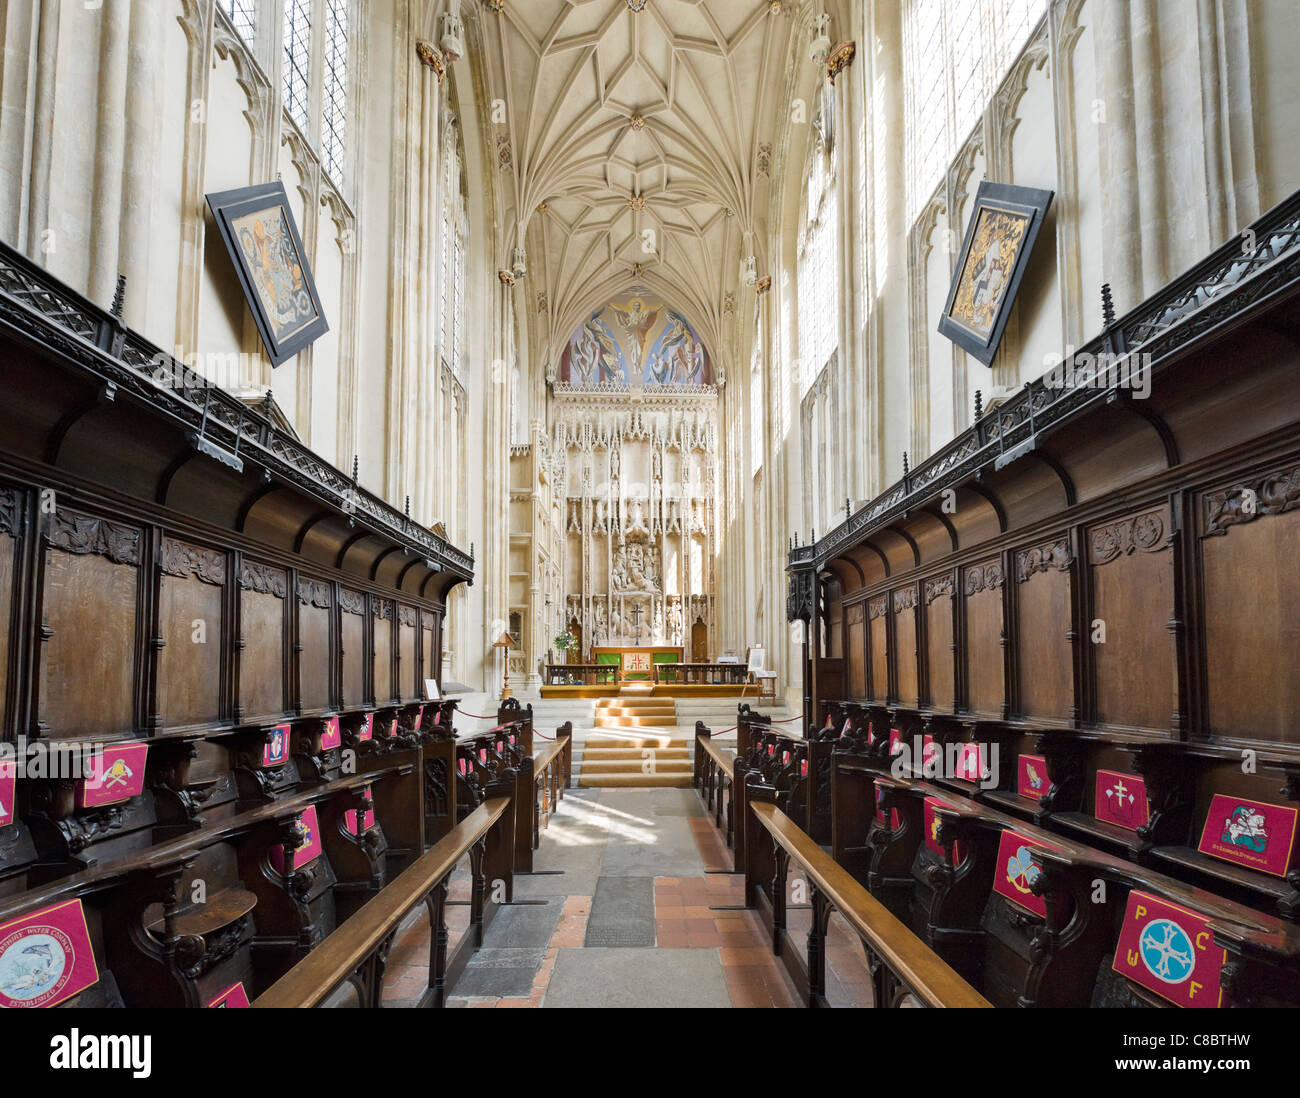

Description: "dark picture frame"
937 180 1054 367
205 181 329 368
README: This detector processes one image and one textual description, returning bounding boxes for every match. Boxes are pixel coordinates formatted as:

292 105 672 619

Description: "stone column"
88 0 132 306
1095 0 1143 314
119 0 164 331
830 34 861 506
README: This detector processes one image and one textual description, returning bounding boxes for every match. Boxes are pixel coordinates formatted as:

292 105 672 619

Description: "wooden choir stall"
696 188 1300 1010
0 240 570 1009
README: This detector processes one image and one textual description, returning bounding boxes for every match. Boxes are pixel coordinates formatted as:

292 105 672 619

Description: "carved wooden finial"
352 455 359 482
902 451 910 476
1101 282 1116 329
111 274 126 319
404 495 410 520
793 531 799 547
845 498 851 522
974 389 983 420
470 541 475 559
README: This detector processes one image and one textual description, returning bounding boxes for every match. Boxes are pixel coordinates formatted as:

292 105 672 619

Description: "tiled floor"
380 785 808 1008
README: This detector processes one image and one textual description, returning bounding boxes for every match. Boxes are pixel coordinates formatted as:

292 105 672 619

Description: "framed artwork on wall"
937 180 1054 367
205 181 329 367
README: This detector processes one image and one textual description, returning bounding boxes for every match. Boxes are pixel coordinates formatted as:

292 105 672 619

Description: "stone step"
575 758 693 775
592 715 677 728
577 772 693 789
580 733 681 750
597 698 676 710
576 747 691 762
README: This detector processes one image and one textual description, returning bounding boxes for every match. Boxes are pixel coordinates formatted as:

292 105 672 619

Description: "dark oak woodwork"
0 240 473 1007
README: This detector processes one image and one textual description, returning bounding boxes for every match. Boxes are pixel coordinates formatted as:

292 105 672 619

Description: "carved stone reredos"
544 390 719 650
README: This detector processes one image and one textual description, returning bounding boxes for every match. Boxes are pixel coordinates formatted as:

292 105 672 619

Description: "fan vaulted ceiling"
469 0 824 378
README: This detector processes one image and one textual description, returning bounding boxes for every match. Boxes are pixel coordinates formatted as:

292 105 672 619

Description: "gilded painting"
938 182 1053 367
206 182 329 368
559 297 711 388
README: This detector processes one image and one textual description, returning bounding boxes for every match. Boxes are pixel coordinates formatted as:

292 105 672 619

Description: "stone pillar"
119 0 164 331
88 0 132 306
1095 0 1143 314
1130 0 1168 293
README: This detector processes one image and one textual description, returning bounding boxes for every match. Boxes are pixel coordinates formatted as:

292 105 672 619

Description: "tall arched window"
796 90 839 396
797 89 840 534
439 127 467 386
282 0 312 133
904 0 1049 222
322 0 350 185
281 0 355 190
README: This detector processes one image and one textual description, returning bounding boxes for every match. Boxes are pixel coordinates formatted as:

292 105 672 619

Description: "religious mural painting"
559 298 711 388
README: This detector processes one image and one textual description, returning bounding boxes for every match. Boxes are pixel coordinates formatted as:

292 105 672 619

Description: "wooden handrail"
254 796 511 1008
698 735 735 778
749 799 990 1008
533 738 566 772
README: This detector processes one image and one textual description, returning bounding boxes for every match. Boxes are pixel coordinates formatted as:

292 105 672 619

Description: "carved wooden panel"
398 605 417 701
893 586 918 707
827 597 844 659
0 487 18 728
297 578 332 712
1088 508 1175 733
372 598 394 703
340 589 365 706
1015 536 1074 722
1201 478 1300 744
868 596 888 702
845 602 866 699
420 615 436 696
40 509 140 739
963 560 1004 718
924 575 955 711
158 538 226 729
240 561 287 721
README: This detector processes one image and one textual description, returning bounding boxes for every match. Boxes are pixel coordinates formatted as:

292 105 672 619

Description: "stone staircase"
593 695 677 728
673 697 795 733
500 693 799 787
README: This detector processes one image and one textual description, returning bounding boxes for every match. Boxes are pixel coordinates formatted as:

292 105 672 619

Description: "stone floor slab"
454 947 548 998
481 899 563 948
543 947 731 1008
584 876 655 947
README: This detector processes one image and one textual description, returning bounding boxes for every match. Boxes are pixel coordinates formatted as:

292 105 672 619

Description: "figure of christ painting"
232 206 322 344
946 204 1031 340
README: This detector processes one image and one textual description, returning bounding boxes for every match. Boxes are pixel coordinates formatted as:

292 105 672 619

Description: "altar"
592 645 683 682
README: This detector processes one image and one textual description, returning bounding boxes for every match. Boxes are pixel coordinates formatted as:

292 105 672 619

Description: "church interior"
0 0 1298 1034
